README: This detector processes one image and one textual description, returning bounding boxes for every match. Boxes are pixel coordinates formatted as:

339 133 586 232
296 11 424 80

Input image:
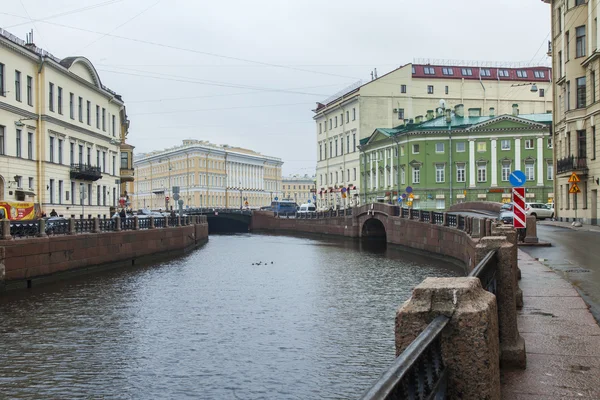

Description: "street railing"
99 219 116 232
138 217 150 230
154 217 166 228
10 221 40 238
46 219 70 236
121 218 135 231
360 315 449 400
468 250 498 296
447 213 457 227
75 219 94 234
433 211 444 224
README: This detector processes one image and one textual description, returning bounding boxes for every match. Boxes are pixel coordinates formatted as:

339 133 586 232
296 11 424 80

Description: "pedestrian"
119 208 126 218
112 210 119 218
50 209 58 217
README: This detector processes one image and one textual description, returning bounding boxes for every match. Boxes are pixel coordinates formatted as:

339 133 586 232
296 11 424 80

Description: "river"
0 233 463 399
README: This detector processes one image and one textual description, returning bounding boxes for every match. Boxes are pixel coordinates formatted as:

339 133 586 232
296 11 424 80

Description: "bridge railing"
360 315 449 400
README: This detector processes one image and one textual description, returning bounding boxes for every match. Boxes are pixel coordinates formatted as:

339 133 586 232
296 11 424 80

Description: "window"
353 168 357 180
525 162 535 181
576 26 586 58
49 83 54 111
539 88 545 97
112 155 116 175
456 163 466 183
16 129 21 157
400 84 407 93
525 139 534 149
15 70 21 102
436 199 445 210
58 181 63 204
347 136 350 153
27 132 33 159
435 164 445 183
445 86 449 95
477 142 486 152
592 71 597 103
78 145 83 164
26 76 32 105
533 70 546 78
593 126 597 160
335 116 338 128
558 51 563 77
412 166 420 183
346 111 349 123
0 63 4 96
442 67 454 75
29 177 33 189
412 66 416 74
58 139 63 164
480 68 491 77
96 106 100 128
329 119 332 130
498 69 509 77
566 80 571 110
398 108 405 119
566 31 570 61
412 144 420 154
461 68 473 76
0 125 4 155
49 137 55 162
501 162 511 181
319 123 322 134
424 67 435 75
324 143 327 159
353 134 356 152
319 144 322 160
69 93 74 119
516 70 528 78
547 137 553 149
456 142 465 152
477 163 487 182
547 162 554 181
352 108 356 120
329 141 332 158
576 76 586 108
577 129 587 158
435 143 444 153
78 97 83 122
558 7 562 32
340 113 343 126
102 108 106 131
49 179 55 204
575 0 585 5
427 85 434 94
335 138 338 156
400 166 406 184
86 101 91 125
501 139 511 150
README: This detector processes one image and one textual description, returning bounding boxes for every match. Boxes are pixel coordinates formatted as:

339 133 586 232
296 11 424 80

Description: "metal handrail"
468 250 498 295
360 315 450 400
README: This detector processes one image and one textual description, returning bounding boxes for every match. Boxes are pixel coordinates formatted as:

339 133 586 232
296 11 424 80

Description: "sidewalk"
538 220 600 233
501 251 600 399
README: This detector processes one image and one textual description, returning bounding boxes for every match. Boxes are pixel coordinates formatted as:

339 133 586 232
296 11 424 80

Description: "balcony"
70 163 102 181
120 168 135 183
556 156 588 175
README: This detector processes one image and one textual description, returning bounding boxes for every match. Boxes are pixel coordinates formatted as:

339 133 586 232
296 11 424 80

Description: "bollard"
115 216 121 232
442 212 448 226
396 277 500 399
149 216 155 229
417 209 423 222
177 216 181 226
134 216 139 230
476 236 526 369
524 215 539 243
93 217 101 234
68 218 75 235
1 219 11 240
430 211 436 224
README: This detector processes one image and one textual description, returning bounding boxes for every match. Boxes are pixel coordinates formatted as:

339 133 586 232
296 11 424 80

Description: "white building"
282 175 315 205
314 60 553 208
134 140 283 210
0 28 127 218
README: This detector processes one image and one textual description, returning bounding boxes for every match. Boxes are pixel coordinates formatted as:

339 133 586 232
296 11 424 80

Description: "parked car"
500 202 513 211
297 203 316 213
525 203 554 220
498 211 514 225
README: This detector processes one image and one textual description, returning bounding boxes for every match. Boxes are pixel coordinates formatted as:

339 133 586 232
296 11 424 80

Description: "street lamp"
239 181 243 209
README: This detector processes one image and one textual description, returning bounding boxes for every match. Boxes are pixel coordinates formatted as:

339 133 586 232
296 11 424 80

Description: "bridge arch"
361 217 387 241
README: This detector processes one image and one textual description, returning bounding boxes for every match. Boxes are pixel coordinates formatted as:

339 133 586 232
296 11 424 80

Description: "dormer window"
516 70 528 78
498 70 509 77
442 67 454 75
480 69 491 77
424 67 436 75
461 68 473 76
534 70 546 78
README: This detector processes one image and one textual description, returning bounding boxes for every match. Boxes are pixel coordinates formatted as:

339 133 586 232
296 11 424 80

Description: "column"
370 153 374 189
390 149 394 190
514 137 521 171
375 151 379 190
537 137 544 186
469 139 476 187
384 150 388 188
491 138 498 187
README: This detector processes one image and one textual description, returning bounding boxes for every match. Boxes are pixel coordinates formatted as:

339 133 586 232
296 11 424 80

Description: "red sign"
166 196 170 201
512 187 526 229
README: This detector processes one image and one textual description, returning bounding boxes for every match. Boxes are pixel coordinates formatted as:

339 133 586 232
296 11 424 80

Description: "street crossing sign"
568 173 580 183
569 183 581 194
512 187 526 229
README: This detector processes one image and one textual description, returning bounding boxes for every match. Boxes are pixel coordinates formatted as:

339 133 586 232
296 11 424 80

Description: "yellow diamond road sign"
568 172 580 183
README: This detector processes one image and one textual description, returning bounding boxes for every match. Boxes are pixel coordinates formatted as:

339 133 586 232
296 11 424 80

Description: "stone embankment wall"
0 218 208 291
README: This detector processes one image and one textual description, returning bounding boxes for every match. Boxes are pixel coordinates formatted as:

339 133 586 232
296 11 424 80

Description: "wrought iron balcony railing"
556 156 588 174
70 163 102 181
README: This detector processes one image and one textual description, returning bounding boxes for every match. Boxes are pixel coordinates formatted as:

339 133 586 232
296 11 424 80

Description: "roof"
412 64 552 82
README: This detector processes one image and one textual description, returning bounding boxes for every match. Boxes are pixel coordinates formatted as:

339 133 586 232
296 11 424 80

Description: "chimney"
436 108 444 118
512 104 519 116
415 115 423 124
445 109 452 124
489 107 495 117
468 108 482 117
454 104 464 118
426 110 435 121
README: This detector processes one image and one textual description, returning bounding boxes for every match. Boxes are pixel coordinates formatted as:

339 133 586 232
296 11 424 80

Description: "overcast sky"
2 0 551 176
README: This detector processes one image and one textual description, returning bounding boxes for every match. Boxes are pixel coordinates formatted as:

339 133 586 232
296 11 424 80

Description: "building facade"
0 28 130 218
314 61 553 208
360 104 554 209
134 140 282 210
282 175 316 205
544 0 600 225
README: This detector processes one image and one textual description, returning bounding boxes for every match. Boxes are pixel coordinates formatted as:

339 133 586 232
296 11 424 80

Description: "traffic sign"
165 196 170 201
397 197 402 203
512 187 526 229
274 197 279 201
569 183 581 194
313 195 317 201
401 193 407 199
406 186 413 193
408 193 414 199
509 170 526 187
307 200 311 203
568 173 580 183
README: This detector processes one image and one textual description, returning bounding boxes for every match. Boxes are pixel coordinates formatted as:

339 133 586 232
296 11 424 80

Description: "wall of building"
0 219 209 290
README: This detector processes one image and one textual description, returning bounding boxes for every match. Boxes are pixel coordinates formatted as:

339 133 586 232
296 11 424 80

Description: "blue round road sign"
401 193 407 199
274 196 279 201
509 170 526 187
405 186 413 193
397 197 403 203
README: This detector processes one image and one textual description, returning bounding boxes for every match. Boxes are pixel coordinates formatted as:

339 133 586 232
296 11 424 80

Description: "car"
525 202 554 220
297 203 316 213
498 211 514 225
45 217 69 234
500 202 513 211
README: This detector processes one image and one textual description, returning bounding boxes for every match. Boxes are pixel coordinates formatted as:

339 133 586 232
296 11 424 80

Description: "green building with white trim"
359 104 553 209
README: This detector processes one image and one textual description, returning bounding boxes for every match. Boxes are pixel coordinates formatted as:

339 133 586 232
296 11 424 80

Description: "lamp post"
239 181 243 210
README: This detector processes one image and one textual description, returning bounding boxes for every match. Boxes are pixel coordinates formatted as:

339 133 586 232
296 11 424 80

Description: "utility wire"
17 0 46 48
129 102 315 116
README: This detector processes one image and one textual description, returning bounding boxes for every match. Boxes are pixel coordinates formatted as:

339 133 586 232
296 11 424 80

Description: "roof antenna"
374 68 378 79
370 71 374 81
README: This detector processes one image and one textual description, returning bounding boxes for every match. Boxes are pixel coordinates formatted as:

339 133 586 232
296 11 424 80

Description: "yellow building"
544 0 600 225
314 60 553 208
134 140 282 210
0 28 131 217
282 175 316 205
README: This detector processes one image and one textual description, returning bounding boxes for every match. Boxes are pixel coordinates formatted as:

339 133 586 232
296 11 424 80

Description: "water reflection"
0 233 462 399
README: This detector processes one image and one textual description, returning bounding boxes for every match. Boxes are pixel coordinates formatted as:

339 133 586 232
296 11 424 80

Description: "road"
519 224 600 324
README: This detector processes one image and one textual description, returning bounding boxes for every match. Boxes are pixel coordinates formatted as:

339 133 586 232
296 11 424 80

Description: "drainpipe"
446 109 453 207
36 56 45 209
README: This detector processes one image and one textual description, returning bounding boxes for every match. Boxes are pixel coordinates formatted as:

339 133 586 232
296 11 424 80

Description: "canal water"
0 233 462 399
